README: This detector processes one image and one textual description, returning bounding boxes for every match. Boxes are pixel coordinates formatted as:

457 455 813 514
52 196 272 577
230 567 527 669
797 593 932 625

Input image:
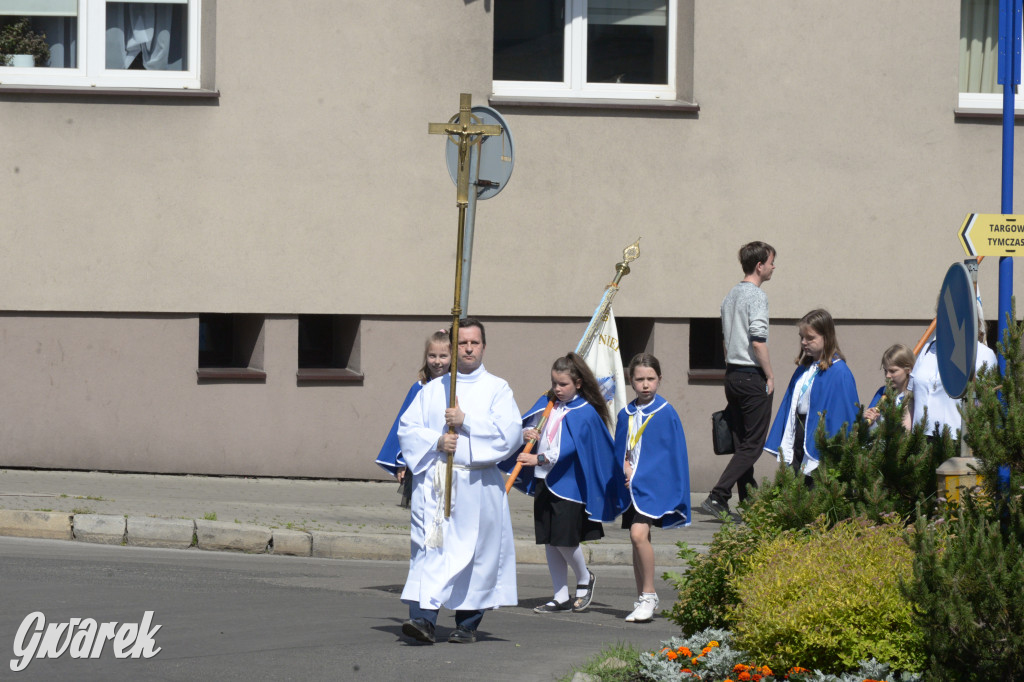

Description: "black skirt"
621 503 664 529
534 478 604 546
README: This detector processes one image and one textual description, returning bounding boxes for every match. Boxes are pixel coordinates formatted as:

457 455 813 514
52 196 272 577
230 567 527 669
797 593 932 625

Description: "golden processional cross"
428 93 503 518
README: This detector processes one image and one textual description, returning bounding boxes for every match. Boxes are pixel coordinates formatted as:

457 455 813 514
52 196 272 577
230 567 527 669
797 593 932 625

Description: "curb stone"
126 516 195 549
73 514 127 545
195 520 273 553
311 531 409 561
0 510 72 540
271 529 313 556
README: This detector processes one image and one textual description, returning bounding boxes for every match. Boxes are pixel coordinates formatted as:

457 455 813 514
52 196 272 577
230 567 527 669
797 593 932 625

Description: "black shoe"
572 571 597 612
401 618 435 644
533 599 572 613
447 625 477 643
700 496 730 517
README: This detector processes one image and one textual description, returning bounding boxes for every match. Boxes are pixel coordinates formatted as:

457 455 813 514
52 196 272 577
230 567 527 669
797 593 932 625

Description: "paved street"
0 536 682 681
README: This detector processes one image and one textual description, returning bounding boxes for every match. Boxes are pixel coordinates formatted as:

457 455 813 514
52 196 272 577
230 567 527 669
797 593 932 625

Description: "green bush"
731 516 925 673
907 493 1024 681
662 516 763 635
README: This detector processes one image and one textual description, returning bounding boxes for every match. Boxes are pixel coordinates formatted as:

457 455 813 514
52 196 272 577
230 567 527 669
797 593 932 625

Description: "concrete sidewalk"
0 469 725 565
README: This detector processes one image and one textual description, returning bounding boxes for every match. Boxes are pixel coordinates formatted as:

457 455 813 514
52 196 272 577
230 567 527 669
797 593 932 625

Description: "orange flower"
789 667 810 674
678 647 692 657
681 669 691 674
734 663 750 672
701 647 712 655
691 658 699 666
738 673 752 682
709 640 720 647
761 667 773 676
666 651 678 661
752 676 762 682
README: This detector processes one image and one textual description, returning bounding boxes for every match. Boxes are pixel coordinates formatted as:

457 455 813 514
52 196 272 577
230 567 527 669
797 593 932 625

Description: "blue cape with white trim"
374 381 424 476
500 395 627 523
614 394 691 528
765 358 859 468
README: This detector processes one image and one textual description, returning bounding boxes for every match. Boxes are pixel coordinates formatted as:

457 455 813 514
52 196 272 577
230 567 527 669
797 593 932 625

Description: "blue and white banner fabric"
583 308 627 431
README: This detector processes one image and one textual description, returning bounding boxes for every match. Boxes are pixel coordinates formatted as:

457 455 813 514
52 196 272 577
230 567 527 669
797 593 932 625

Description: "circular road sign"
935 262 978 400
445 105 514 201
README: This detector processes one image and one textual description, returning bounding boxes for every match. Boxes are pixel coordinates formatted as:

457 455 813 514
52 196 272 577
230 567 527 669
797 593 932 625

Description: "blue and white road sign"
935 262 978 400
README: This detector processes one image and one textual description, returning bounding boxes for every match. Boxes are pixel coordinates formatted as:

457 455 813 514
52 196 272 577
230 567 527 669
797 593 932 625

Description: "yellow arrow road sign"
959 213 1024 256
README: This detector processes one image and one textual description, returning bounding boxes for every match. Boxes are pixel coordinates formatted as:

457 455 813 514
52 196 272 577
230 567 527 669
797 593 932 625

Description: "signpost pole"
998 0 1021 372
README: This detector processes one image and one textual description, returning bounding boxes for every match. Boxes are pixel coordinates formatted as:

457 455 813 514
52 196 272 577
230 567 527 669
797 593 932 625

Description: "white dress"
397 365 523 611
911 339 997 437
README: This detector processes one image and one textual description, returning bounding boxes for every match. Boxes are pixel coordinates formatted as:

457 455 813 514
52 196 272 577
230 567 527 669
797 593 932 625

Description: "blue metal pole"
998 0 1020 372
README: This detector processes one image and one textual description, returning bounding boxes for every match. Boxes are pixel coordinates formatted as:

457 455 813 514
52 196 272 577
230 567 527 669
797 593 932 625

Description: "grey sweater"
720 281 769 367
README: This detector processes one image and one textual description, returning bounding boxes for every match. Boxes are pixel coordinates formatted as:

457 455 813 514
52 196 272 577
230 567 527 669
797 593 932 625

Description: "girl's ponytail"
552 353 611 427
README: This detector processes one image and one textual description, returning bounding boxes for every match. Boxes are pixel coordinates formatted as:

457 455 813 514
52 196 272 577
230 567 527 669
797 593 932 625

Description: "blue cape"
374 381 423 476
765 358 859 467
500 395 627 523
868 386 885 409
614 395 691 527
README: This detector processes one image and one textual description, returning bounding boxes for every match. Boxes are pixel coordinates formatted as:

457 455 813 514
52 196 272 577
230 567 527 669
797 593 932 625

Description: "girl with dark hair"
764 309 859 478
614 353 690 623
375 329 451 507
507 352 627 614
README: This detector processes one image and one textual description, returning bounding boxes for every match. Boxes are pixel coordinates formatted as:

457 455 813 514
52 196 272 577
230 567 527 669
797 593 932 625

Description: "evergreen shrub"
731 516 924 674
908 494 1024 681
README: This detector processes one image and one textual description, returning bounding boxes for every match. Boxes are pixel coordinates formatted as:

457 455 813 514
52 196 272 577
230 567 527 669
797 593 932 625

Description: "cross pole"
428 93 502 518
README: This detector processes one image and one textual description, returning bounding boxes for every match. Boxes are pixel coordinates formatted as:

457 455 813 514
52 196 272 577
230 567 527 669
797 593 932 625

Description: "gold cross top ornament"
428 93 503 206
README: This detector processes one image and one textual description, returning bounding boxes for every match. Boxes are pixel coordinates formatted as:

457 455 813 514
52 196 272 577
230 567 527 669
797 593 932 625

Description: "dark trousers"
408 603 484 631
711 367 773 504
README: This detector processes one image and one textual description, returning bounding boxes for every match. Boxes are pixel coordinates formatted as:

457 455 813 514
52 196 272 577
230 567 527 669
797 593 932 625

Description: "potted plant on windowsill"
0 17 50 67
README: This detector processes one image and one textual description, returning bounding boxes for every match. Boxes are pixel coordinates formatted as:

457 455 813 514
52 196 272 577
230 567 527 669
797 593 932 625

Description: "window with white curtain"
959 0 1024 111
0 0 201 89
493 0 676 100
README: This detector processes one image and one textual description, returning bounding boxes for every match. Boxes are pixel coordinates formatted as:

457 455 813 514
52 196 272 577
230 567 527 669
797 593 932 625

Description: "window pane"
587 0 668 85
0 15 75 68
960 0 999 94
106 1 187 71
494 0 564 82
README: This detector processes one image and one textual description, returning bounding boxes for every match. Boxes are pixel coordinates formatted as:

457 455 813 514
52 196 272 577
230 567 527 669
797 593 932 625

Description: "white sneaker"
624 599 642 622
626 594 659 623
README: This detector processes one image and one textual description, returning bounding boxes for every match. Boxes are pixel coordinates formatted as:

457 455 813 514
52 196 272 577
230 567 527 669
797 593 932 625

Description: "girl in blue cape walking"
765 309 859 481
507 352 627 614
374 329 451 507
615 353 690 623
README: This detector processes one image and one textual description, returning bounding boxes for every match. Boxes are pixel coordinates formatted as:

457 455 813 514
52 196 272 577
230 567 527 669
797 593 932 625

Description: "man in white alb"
398 318 523 644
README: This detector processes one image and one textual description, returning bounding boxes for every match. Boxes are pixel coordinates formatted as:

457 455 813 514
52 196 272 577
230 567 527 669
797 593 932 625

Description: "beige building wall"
0 313 928 492
0 2 1013 487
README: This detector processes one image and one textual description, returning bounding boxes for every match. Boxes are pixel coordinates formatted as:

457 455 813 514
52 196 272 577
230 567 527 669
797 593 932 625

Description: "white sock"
545 545 570 603
554 545 589 597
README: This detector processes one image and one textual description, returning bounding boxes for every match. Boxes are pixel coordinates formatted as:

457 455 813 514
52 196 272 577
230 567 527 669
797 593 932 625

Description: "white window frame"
0 0 201 90
493 0 676 101
958 0 1024 112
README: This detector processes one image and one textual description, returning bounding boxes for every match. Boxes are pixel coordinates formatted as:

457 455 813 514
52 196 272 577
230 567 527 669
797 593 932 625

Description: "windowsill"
489 95 699 113
296 368 364 383
0 85 220 98
955 107 1024 120
196 367 267 381
687 368 726 382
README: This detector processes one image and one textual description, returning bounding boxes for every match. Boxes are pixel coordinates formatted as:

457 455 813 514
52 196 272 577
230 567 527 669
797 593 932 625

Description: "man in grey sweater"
702 242 776 515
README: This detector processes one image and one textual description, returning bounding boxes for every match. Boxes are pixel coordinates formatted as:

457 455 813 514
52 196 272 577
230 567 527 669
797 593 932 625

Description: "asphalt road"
0 537 682 681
